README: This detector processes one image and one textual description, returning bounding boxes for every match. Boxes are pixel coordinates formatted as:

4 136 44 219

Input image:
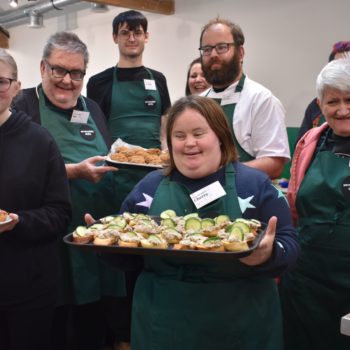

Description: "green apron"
109 67 162 211
38 87 125 304
280 141 350 349
131 164 282 350
206 74 254 162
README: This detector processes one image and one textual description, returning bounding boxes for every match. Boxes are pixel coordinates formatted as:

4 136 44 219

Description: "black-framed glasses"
0 77 16 92
45 61 86 81
199 42 235 56
118 29 145 39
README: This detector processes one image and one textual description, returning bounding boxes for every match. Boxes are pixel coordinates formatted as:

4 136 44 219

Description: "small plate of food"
106 145 169 170
0 209 12 226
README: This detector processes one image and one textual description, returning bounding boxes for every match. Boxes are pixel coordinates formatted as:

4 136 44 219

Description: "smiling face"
171 107 222 179
40 49 85 109
201 23 244 88
113 23 148 61
0 61 20 124
319 87 350 137
188 63 211 95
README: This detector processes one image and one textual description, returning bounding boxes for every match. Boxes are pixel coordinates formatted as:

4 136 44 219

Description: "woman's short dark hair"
165 95 238 175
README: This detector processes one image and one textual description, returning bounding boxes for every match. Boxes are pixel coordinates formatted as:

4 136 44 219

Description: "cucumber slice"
201 218 215 229
185 217 202 231
160 209 177 219
125 231 137 237
134 214 149 220
183 212 199 220
215 215 230 225
148 234 161 243
228 226 244 241
203 236 221 244
75 226 87 236
106 224 123 230
111 216 127 228
89 223 104 230
161 227 179 235
101 216 114 223
233 221 250 234
161 218 176 228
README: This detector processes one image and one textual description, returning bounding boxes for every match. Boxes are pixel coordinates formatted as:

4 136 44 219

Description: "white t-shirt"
203 76 290 161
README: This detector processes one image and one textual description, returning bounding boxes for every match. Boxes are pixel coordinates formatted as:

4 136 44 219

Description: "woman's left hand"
239 216 277 266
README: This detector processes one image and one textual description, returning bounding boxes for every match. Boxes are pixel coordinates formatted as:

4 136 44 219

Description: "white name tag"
144 79 157 90
70 110 89 124
190 181 227 209
221 92 240 106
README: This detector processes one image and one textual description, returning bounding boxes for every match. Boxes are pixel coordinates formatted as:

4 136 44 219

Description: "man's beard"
202 53 241 87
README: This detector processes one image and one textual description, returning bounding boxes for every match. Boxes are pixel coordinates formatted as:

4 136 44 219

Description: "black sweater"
0 110 71 308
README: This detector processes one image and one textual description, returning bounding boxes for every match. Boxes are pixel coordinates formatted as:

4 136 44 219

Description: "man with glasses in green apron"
12 32 125 350
87 10 171 350
199 18 290 179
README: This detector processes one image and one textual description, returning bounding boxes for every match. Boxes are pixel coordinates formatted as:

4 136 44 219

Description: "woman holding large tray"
89 95 300 350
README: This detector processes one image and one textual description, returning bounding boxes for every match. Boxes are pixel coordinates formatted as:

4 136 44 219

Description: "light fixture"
28 12 43 28
9 0 18 8
90 3 108 13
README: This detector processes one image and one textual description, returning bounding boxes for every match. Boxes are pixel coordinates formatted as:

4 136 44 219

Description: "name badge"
71 110 90 124
190 181 227 209
221 92 240 106
144 79 157 91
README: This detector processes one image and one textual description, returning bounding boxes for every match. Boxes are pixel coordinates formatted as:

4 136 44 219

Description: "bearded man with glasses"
199 18 290 179
12 31 126 350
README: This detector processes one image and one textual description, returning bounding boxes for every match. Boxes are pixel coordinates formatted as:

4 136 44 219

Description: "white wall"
6 0 350 126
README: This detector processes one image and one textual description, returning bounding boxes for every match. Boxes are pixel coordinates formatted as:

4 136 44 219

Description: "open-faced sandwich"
118 231 142 247
93 229 118 246
0 209 9 222
140 234 168 249
72 226 95 244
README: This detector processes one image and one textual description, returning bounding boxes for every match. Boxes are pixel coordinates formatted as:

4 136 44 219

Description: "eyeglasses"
45 61 86 81
199 42 235 56
0 77 16 92
118 29 145 39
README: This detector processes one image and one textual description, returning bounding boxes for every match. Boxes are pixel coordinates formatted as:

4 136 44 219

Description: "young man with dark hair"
87 10 171 350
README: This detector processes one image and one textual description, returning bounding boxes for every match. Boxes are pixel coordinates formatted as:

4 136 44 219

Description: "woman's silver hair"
316 58 350 101
42 31 89 67
0 48 18 80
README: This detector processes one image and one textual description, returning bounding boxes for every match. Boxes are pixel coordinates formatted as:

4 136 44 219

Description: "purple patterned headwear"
329 41 350 61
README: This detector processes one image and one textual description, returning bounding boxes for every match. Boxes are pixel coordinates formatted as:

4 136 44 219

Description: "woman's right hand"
0 213 19 233
84 213 95 225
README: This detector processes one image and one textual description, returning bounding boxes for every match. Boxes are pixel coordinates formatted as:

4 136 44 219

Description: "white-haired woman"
280 58 350 350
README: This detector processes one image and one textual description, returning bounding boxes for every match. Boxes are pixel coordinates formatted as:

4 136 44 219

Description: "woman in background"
185 57 211 95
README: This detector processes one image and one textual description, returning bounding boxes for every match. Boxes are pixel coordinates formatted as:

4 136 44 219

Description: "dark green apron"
131 164 282 350
39 87 125 304
280 144 350 349
206 74 254 162
109 67 162 211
